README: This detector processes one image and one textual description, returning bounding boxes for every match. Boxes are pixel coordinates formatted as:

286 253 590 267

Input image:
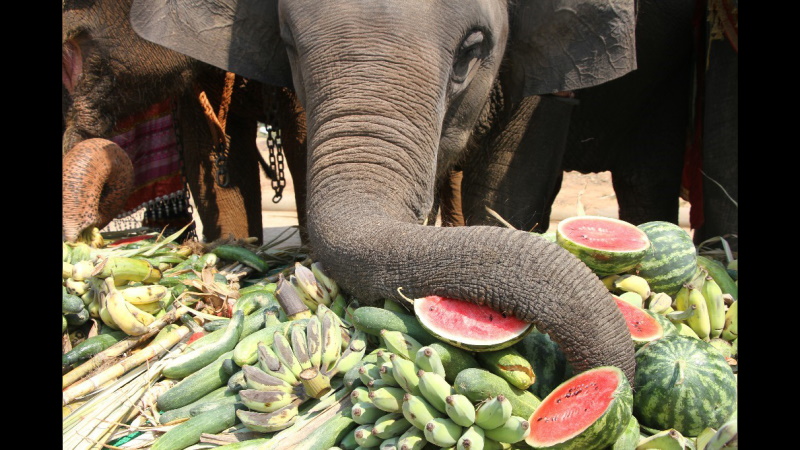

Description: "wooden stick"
63 316 190 406
63 304 189 389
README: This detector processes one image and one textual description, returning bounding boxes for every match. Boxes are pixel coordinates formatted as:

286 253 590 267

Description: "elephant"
130 0 641 381
452 0 737 253
61 0 309 244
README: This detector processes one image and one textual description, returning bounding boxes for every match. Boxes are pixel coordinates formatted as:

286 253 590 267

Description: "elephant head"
131 0 639 381
63 139 135 242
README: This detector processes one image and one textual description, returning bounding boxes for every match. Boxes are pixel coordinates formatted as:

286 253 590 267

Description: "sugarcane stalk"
63 304 189 389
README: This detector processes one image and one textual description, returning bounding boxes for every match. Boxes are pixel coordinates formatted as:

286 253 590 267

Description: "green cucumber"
62 293 85 314
214 438 272 449
696 255 738 300
158 385 234 424
290 409 358 450
62 331 127 367
163 310 245 379
211 245 270 273
64 308 90 327
233 288 279 315
150 403 243 450
189 305 277 351
157 350 236 411
475 346 536 390
189 394 243 416
453 368 541 419
350 307 436 345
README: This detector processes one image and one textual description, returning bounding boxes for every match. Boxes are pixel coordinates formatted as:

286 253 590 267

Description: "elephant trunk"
63 138 135 242
305 112 636 383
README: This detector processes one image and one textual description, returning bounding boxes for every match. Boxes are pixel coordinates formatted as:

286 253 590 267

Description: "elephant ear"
130 0 292 87
506 0 637 100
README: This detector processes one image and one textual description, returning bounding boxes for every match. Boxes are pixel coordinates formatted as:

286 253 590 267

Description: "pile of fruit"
61 217 738 450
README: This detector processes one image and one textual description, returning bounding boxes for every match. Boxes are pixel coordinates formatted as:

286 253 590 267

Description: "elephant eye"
451 30 486 86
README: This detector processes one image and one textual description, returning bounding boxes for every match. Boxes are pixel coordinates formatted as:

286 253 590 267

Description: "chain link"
265 87 287 203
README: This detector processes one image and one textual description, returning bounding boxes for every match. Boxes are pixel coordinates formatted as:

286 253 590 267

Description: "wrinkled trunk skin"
63 139 135 242
293 5 636 382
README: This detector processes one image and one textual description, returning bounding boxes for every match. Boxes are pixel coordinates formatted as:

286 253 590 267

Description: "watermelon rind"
525 366 633 450
556 216 651 277
633 335 737 437
631 221 697 297
414 296 533 352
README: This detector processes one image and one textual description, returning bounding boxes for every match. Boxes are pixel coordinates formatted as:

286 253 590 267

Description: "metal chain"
265 87 287 203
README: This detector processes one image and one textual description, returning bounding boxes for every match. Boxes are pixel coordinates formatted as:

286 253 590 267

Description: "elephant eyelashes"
451 30 486 87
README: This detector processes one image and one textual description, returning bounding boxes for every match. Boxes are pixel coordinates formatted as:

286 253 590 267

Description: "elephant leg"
461 94 576 233
273 87 310 244
437 169 465 227
177 92 261 242
692 31 738 251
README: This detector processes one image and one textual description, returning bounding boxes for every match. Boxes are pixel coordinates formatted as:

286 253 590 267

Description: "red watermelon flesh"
558 217 649 251
414 296 532 350
526 366 633 449
613 295 664 346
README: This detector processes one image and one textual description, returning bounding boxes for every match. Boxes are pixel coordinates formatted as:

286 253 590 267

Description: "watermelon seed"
489 314 494 321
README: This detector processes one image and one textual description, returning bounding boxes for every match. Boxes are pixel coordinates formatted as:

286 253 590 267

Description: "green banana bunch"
613 274 651 299
721 300 738 342
701 276 727 339
673 284 711 340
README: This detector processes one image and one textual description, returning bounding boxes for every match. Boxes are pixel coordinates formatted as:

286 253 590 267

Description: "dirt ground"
255 137 693 246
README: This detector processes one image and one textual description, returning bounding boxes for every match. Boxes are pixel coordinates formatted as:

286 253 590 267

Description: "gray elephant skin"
131 0 640 381
62 0 309 243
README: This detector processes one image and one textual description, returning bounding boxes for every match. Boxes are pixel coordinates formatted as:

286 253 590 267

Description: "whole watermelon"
633 335 737 437
631 221 697 297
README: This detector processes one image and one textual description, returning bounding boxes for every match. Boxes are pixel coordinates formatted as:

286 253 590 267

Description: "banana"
98 301 120 330
673 285 691 316
290 325 313 371
352 401 388 425
417 369 454 414
613 274 651 299
457 425 485 450
675 322 700 339
705 413 737 450
294 262 332 307
379 437 400 450
601 274 622 292
103 277 154 336
311 261 340 300
369 386 407 413
634 428 688 450
665 306 696 323
93 256 161 284
333 329 368 375
339 428 359 450
71 260 95 281
685 286 711 340
415 346 446 378
63 261 74 279
381 329 423 360
647 292 673 314
258 342 299 385
390 353 422 396
236 402 299 433
272 330 304 378
617 291 644 309
423 417 463 448
351 386 372 404
379 362 400 386
397 426 427 450
721 300 738 341
242 365 297 393
445 394 476 427
402 393 439 430
119 284 169 305
65 278 89 296
359 363 382 386
483 415 530 444
238 388 297 413
372 412 412 439
320 309 343 371
701 276 727 339
305 315 323 369
354 424 383 448
474 395 512 430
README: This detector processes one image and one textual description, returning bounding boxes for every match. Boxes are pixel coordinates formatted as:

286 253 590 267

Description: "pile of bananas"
605 260 739 360
339 331 530 449
235 302 368 433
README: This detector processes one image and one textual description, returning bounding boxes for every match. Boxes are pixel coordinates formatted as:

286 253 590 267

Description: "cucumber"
150 403 243 450
214 438 272 449
189 305 277 351
475 347 536 390
453 368 541 419
158 385 234 425
62 293 85 314
233 288 279 315
157 350 236 411
163 310 245 379
232 318 308 366
697 255 738 300
189 394 243 416
211 245 270 273
62 331 127 367
350 307 436 345
427 342 479 384
291 409 358 450
64 308 90 327
203 319 230 332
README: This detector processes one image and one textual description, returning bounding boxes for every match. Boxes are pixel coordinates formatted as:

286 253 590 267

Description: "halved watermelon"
414 296 532 351
526 366 633 450
613 295 664 348
556 216 651 276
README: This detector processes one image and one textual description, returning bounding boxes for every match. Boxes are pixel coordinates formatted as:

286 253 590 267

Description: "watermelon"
631 221 697 297
512 328 568 399
556 216 651 276
633 335 737 437
612 295 664 348
525 366 633 450
414 296 532 351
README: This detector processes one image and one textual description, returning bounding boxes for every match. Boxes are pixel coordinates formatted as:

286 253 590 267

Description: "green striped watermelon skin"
645 310 679 337
526 366 633 450
633 335 737 437
556 216 651 277
632 222 697 297
513 328 568 399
